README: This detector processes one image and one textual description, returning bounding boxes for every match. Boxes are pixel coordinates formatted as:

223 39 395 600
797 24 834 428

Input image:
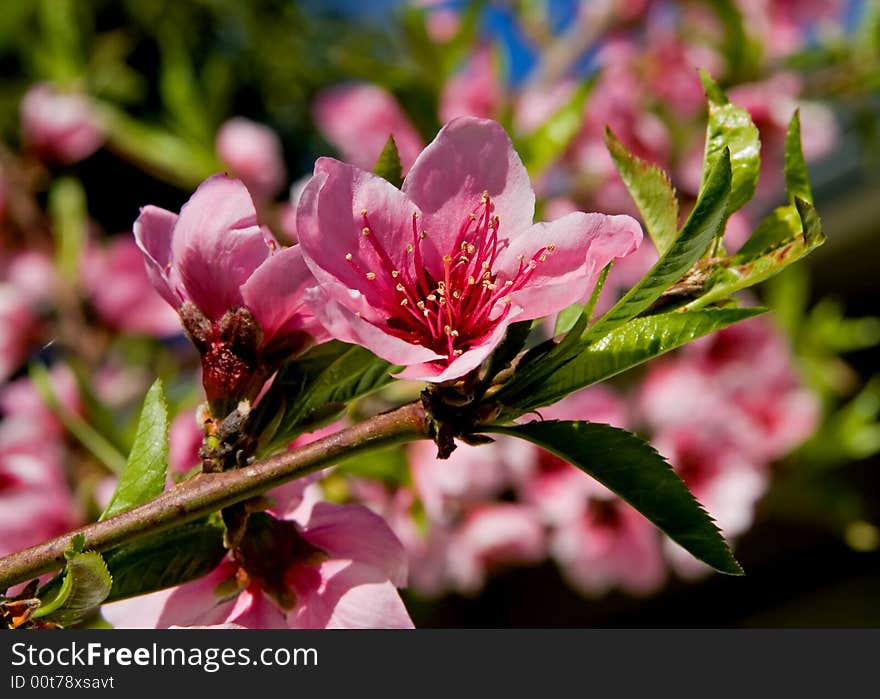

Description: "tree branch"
0 402 430 593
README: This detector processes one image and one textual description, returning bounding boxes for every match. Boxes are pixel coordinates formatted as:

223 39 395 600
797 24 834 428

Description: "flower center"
348 193 551 362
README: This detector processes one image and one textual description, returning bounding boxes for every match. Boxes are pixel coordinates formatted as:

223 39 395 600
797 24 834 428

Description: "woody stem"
0 402 431 592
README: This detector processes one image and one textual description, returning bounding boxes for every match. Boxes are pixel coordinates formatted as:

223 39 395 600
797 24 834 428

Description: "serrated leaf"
699 70 761 215
784 109 813 205
101 379 169 521
497 307 764 415
685 197 825 311
373 135 403 188
101 518 227 603
253 341 392 453
484 421 742 574
586 148 732 339
605 128 679 255
519 79 593 179
35 551 113 627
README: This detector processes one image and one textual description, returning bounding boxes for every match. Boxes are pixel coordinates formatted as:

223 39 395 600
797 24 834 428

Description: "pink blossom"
549 480 666 596
439 47 503 124
20 84 104 164
312 84 425 174
81 236 182 337
297 116 642 382
0 368 81 562
102 483 413 628
169 409 204 475
736 0 843 58
133 174 326 405
513 81 577 135
216 118 287 199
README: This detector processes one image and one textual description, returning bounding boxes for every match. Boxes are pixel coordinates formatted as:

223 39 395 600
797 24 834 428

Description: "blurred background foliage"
1 0 879 626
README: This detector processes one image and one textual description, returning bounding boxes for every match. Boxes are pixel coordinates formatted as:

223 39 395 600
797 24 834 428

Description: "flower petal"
287 560 413 629
240 244 327 347
132 204 180 308
172 174 274 319
403 117 535 248
300 501 408 587
496 212 643 321
302 285 443 366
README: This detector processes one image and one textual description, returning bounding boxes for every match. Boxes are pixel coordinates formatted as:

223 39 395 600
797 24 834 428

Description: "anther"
406 244 414 253
345 253 353 261
400 299 408 306
366 272 376 280
391 270 400 278
362 227 371 236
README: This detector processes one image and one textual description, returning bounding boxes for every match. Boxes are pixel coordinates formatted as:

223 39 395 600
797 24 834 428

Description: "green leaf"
586 148 732 338
101 379 169 521
336 445 411 486
497 307 764 415
484 421 742 574
480 320 533 387
518 80 593 179
699 70 761 215
784 109 813 205
373 135 403 188
553 262 613 336
685 197 825 311
34 551 113 627
605 128 679 255
253 341 392 453
101 517 227 603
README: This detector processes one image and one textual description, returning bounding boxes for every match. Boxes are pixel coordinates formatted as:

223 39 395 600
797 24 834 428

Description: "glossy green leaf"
685 197 825 311
373 135 403 188
484 421 742 574
35 551 113 627
101 379 169 520
699 70 761 215
784 109 813 205
605 128 679 255
519 80 593 179
254 341 393 453
498 307 764 415
586 148 732 339
101 517 227 603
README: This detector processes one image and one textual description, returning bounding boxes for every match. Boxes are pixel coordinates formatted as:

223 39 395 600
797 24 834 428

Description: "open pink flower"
297 116 642 382
102 483 412 629
134 174 325 406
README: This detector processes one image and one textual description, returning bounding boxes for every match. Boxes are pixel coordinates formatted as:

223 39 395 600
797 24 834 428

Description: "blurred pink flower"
736 0 843 58
82 236 182 337
102 483 412 628
169 409 204 475
297 116 642 382
439 47 503 124
20 84 104 164
0 368 81 563
134 174 326 405
312 84 425 174
216 117 287 199
0 252 56 382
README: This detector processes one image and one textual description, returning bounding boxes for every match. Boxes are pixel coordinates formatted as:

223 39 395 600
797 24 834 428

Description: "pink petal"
393 313 513 383
216 117 286 199
287 560 413 629
172 174 273 320
312 83 425 173
240 245 321 346
403 117 535 247
302 284 443 366
225 586 288 629
300 502 408 587
497 212 642 321
132 205 180 308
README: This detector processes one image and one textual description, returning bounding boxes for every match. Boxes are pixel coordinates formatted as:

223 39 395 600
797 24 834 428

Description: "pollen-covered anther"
452 290 461 299
547 244 556 251
420 231 427 239
452 349 463 356
400 299 408 306
391 270 400 278
406 244 414 253
468 276 476 285
395 283 406 292
344 253 353 261
366 272 377 280
362 227 371 236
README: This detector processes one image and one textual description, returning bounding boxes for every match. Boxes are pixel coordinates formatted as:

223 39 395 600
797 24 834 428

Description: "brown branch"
0 402 430 593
